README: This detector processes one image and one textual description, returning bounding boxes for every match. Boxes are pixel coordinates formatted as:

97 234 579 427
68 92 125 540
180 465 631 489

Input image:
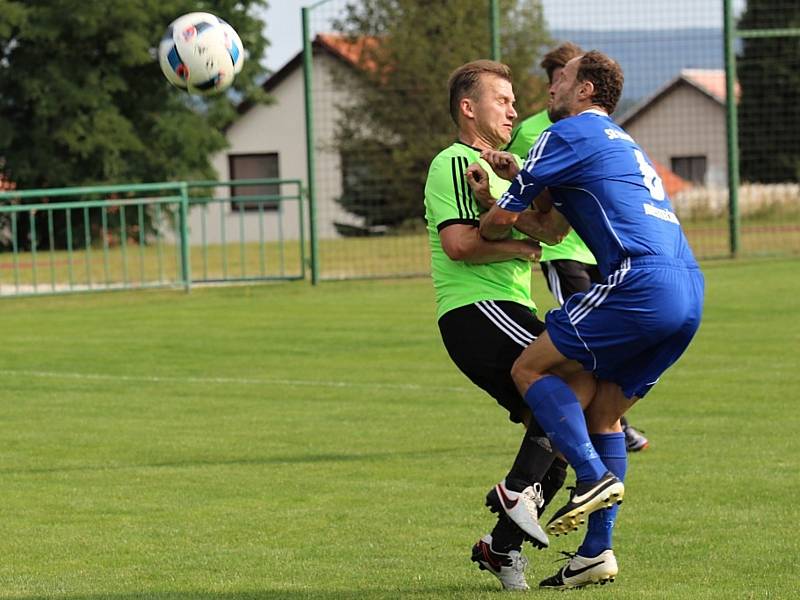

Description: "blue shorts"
546 256 704 399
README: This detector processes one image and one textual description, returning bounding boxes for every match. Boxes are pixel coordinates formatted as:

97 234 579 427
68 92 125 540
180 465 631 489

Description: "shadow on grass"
0 444 504 476
6 587 492 600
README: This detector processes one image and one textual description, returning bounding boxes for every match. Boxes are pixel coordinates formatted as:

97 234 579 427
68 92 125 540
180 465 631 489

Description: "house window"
228 153 280 211
671 156 707 185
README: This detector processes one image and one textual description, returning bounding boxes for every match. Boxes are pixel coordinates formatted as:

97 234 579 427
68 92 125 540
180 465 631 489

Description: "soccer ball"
158 12 244 95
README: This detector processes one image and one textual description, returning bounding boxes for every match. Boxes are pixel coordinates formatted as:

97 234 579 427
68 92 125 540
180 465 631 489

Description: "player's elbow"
441 237 471 261
480 211 517 240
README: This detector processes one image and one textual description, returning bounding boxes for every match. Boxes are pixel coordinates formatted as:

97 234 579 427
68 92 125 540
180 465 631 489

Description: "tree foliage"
0 0 268 188
330 0 551 230
737 0 800 183
0 0 268 249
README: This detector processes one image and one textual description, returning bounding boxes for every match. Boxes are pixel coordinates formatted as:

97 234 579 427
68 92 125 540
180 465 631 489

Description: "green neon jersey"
505 111 597 264
424 142 536 320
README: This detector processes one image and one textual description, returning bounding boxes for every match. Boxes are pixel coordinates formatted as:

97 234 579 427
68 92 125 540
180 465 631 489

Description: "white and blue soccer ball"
158 12 244 95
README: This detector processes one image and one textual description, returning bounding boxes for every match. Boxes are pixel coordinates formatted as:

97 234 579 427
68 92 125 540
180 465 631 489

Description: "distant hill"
551 28 725 109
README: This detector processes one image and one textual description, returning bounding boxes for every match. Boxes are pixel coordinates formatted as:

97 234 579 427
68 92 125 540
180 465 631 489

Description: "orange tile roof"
681 69 740 103
315 33 381 72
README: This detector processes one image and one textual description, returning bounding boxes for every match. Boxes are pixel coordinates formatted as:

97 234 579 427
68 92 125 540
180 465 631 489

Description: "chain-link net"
734 0 800 257
302 0 798 280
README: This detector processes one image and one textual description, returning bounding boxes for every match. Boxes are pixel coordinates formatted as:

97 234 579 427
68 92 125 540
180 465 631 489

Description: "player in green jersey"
424 59 595 591
505 43 649 453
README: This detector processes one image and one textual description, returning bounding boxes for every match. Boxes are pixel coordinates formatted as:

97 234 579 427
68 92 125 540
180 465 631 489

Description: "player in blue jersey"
505 42 650 453
475 50 705 589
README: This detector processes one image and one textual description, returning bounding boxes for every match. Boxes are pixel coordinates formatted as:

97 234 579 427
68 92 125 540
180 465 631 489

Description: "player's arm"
514 204 571 245
480 204 520 241
468 161 543 241
480 130 580 240
427 154 538 264
466 166 568 245
476 149 537 239
439 223 540 264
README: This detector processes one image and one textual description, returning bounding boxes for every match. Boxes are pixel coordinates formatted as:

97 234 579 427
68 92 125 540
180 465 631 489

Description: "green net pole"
723 0 740 257
302 6 319 285
179 182 192 292
489 0 500 60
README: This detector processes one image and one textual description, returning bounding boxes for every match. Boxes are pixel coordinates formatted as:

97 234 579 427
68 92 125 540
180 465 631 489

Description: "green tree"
0 0 268 248
737 0 800 183
330 0 551 232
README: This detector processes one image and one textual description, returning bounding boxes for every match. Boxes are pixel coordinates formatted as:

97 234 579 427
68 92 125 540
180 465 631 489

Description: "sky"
257 0 747 73
258 1 309 73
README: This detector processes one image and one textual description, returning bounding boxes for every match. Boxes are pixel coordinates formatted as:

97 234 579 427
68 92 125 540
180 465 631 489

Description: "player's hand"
479 150 520 181
517 238 542 261
533 188 554 213
465 163 494 210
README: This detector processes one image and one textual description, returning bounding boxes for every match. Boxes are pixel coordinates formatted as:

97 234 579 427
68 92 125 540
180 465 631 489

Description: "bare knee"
585 409 622 434
511 356 545 396
566 372 597 410
585 381 637 433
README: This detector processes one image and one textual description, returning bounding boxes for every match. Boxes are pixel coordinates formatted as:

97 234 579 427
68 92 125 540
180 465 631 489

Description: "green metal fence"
725 0 800 257
301 0 799 281
0 179 305 298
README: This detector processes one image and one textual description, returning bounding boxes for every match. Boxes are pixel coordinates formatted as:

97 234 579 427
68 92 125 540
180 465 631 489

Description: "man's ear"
578 80 595 102
460 97 475 120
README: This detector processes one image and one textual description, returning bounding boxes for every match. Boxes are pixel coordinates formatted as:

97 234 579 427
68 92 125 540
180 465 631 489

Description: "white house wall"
193 52 354 246
624 85 728 186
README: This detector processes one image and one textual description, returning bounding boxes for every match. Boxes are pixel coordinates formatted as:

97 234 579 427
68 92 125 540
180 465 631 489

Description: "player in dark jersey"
476 51 704 589
424 59 596 591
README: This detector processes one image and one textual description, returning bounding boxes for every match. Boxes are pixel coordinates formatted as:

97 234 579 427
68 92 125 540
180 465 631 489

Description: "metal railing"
0 179 305 298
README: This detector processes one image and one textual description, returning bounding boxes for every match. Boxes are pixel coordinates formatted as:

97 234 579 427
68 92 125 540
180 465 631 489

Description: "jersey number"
634 149 665 200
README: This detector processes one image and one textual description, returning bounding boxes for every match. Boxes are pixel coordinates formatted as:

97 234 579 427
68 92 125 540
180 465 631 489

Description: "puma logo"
515 173 535 197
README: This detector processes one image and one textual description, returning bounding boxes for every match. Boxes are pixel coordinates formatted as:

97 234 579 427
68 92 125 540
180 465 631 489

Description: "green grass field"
1 258 799 599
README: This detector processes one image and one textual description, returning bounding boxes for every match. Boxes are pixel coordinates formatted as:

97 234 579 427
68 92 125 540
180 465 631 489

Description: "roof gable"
236 34 377 117
618 69 740 128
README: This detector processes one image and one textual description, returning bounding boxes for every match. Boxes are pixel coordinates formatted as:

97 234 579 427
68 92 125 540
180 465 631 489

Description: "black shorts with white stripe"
438 301 545 424
540 260 602 306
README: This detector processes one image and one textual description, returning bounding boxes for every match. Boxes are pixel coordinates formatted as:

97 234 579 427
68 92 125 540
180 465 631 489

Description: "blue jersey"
497 109 697 278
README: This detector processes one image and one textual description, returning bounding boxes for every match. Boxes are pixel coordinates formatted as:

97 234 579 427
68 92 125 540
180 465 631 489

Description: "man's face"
548 66 564 90
470 73 517 147
547 57 581 122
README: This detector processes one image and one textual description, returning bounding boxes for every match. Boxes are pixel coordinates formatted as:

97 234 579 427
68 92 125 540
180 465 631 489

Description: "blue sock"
579 432 628 557
524 376 607 482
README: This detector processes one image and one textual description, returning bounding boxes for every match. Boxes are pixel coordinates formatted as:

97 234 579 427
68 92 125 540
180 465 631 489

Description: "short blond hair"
447 60 512 125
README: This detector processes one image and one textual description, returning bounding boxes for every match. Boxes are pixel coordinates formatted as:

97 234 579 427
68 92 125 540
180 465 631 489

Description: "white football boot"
471 534 530 591
487 480 549 548
539 549 618 589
